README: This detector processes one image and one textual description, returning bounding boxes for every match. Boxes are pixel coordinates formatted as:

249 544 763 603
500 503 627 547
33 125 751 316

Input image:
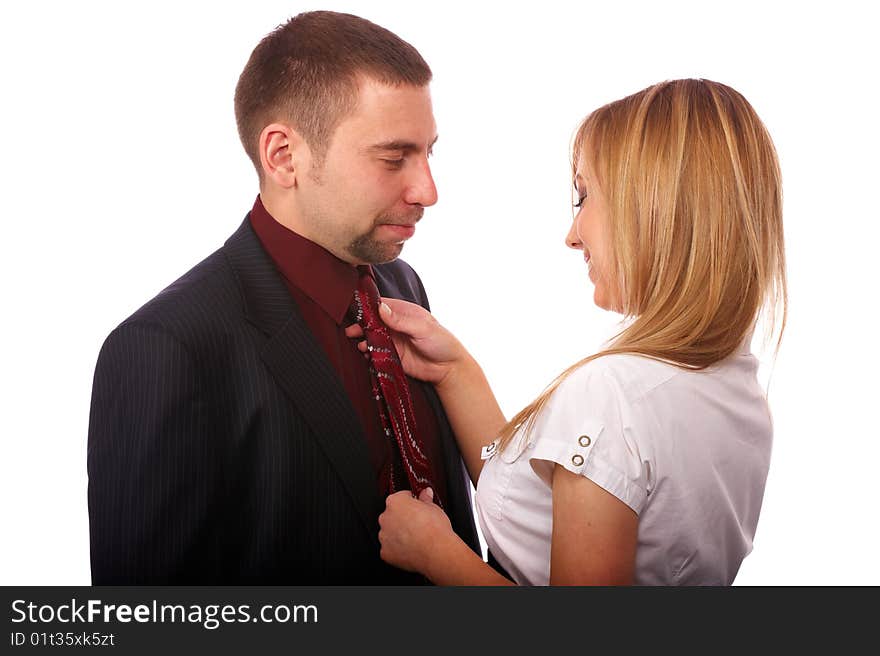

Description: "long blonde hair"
498 78 787 451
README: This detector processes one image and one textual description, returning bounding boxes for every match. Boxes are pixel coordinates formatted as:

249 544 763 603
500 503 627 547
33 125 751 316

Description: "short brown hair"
234 11 432 177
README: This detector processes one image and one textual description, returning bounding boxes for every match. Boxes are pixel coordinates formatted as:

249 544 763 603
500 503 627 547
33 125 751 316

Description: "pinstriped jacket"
87 216 479 584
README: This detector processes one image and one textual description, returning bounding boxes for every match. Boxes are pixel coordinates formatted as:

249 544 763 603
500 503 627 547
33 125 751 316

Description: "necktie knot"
354 267 384 332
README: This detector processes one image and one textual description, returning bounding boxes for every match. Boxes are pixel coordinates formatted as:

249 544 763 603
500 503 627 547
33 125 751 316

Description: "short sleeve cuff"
582 456 647 515
528 418 647 515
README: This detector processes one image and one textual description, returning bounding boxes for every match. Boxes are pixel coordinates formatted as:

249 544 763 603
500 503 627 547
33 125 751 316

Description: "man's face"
296 78 438 265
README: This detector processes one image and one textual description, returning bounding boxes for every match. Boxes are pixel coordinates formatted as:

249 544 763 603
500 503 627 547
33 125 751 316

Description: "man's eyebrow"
367 136 439 153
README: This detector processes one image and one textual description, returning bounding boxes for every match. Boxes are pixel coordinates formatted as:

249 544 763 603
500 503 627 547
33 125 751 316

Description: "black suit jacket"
87 217 479 584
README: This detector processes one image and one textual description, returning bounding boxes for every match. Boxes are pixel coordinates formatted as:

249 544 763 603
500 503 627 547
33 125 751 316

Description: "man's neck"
258 189 303 236
256 191 359 268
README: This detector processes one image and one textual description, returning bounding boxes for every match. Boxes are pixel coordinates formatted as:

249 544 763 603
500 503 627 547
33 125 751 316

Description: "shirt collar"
249 195 370 324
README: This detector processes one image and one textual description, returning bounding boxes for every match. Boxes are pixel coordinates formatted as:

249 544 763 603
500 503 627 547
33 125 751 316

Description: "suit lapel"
223 217 382 541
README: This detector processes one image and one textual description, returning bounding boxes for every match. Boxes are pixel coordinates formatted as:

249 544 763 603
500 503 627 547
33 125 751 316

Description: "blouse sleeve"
528 361 649 515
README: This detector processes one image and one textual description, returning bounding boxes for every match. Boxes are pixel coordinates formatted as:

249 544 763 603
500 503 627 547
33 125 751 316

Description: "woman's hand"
348 296 507 488
378 488 454 575
345 297 469 387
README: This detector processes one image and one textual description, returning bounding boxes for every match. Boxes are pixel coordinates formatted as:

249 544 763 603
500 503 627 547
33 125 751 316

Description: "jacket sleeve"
87 321 220 584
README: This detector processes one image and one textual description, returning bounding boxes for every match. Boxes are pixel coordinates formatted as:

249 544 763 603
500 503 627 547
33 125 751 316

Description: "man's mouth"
377 210 422 240
378 224 417 240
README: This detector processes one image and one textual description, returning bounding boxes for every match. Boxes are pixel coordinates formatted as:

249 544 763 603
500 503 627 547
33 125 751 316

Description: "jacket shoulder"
373 257 431 310
115 246 242 344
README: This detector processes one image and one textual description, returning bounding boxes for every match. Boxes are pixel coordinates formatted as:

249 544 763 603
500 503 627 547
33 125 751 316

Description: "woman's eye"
573 193 587 208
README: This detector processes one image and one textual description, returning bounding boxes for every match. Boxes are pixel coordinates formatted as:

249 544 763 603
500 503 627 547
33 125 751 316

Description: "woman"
349 79 786 585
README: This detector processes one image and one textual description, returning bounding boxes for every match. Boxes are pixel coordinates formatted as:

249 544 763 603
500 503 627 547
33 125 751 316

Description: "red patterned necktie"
353 267 440 506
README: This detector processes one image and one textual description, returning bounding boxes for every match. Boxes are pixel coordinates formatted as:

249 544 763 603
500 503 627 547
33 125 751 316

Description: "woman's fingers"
345 298 434 340
377 297 435 338
380 296 430 319
345 323 369 356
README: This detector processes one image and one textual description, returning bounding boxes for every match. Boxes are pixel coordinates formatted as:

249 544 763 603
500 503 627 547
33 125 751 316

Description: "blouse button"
578 435 591 447
571 454 584 466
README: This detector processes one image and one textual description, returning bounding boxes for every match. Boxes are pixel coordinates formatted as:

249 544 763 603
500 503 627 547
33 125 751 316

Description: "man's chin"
348 239 405 265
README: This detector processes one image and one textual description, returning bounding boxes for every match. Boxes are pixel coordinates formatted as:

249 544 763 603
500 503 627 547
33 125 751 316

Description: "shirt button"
572 454 584 466
578 435 591 447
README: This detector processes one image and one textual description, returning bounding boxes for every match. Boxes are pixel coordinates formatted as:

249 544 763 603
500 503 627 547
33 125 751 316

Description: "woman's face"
566 163 619 312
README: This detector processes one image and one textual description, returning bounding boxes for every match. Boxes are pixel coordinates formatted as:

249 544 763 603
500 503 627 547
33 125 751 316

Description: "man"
87 11 480 584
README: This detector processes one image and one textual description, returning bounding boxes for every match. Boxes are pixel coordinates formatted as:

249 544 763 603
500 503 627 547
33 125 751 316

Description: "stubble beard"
347 208 424 265
307 162 424 265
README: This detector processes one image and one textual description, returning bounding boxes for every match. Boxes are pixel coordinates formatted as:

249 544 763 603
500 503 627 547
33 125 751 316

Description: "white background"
1 1 877 585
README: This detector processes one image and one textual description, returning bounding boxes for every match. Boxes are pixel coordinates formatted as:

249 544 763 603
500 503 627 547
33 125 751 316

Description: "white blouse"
474 343 772 585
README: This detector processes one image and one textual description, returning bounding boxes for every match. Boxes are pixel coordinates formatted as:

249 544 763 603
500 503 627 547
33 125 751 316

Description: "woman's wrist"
422 528 466 584
435 352 481 396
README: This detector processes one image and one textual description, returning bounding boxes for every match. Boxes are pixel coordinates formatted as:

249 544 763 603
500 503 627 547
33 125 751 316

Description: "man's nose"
565 219 582 250
403 158 438 207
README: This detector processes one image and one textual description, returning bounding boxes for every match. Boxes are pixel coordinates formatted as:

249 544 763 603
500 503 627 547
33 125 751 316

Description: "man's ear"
258 123 310 189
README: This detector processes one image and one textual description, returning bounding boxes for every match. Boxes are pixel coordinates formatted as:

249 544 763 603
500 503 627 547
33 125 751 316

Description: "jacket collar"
222 216 383 543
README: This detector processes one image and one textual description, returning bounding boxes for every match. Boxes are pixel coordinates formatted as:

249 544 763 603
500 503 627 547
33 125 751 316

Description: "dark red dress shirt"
249 196 448 505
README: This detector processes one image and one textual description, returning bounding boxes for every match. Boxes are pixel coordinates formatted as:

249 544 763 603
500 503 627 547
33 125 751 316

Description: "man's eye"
382 158 405 169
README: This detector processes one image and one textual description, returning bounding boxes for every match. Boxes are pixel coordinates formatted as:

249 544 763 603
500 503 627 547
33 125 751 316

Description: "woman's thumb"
379 297 429 338
417 487 434 504
379 301 408 332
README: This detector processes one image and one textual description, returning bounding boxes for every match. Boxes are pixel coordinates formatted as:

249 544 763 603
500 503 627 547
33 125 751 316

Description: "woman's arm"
548 464 639 585
432 355 507 485
424 529 514 586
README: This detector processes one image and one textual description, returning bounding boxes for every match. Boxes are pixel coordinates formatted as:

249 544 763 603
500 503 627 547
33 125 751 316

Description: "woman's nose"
565 220 582 250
